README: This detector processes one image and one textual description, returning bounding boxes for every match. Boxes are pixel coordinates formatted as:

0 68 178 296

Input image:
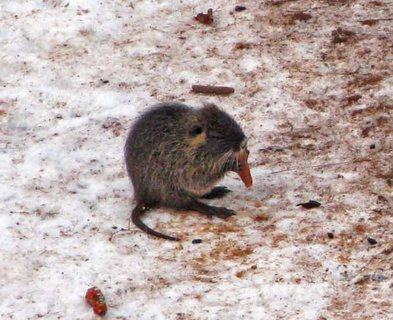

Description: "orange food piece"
237 152 253 188
85 287 107 316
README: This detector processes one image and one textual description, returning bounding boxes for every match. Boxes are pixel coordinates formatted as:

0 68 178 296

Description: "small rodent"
124 102 252 241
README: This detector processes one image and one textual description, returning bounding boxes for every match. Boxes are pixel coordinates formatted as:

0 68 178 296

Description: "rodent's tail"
132 203 180 241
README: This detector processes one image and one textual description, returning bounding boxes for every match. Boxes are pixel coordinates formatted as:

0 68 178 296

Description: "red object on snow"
85 287 107 316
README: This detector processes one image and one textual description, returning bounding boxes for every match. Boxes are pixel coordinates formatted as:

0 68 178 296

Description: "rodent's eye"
189 125 203 136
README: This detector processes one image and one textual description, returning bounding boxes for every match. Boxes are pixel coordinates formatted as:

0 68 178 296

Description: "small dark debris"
290 12 312 22
100 79 109 84
342 94 362 107
118 82 130 89
233 42 254 50
327 232 334 239
234 5 247 12
361 126 372 138
355 274 371 285
191 85 234 95
195 8 214 25
382 247 393 255
296 200 321 209
349 74 384 88
369 143 376 149
360 19 378 26
112 226 118 230
367 237 377 245
332 27 356 44
271 0 293 6
377 195 388 203
304 99 319 109
102 117 122 129
192 239 203 244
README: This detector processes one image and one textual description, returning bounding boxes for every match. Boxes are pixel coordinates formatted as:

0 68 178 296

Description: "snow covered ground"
1 0 392 319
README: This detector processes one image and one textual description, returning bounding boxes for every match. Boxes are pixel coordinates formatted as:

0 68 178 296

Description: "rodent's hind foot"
188 199 236 219
200 186 231 199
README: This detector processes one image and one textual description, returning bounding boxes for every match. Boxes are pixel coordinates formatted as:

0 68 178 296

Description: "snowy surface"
1 0 392 319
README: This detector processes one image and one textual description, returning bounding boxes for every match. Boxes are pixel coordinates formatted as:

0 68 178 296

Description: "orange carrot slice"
237 152 253 188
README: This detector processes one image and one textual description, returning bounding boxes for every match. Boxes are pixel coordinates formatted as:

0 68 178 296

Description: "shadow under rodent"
124 102 252 241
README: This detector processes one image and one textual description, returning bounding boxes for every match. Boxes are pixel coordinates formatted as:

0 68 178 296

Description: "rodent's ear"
189 125 203 137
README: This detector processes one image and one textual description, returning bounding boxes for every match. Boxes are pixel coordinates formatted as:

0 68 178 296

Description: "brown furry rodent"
124 102 252 241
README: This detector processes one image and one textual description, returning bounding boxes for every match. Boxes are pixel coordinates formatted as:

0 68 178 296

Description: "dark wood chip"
296 200 322 209
367 237 377 245
290 12 312 22
332 27 356 44
191 85 235 95
195 8 214 25
235 5 247 12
